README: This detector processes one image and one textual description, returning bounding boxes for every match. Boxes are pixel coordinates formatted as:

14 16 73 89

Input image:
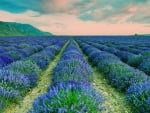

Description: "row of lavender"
0 37 66 112
85 40 150 76
79 36 150 49
93 38 150 55
77 40 150 113
29 41 104 113
0 37 60 68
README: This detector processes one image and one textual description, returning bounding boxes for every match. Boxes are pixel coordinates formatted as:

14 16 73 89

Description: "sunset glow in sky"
0 0 150 35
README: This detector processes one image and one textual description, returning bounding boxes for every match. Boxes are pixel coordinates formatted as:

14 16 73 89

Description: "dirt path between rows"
75 40 133 113
4 41 69 113
92 67 133 113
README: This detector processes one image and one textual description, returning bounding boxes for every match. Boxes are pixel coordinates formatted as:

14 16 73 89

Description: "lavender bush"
29 81 104 113
126 80 150 113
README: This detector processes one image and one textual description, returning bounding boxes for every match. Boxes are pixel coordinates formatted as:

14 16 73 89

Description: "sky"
0 0 150 35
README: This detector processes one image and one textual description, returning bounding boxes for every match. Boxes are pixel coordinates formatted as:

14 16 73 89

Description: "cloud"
0 0 150 35
0 0 90 14
0 10 150 35
145 25 150 27
0 0 45 13
42 0 92 15
0 0 150 24
127 2 150 24
79 0 149 23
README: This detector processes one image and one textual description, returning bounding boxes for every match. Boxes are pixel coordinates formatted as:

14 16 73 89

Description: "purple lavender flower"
29 81 104 113
126 80 150 112
0 69 31 90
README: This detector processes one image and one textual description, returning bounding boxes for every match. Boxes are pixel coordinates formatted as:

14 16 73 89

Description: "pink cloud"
128 7 137 13
52 0 70 9
43 0 80 14
0 10 150 35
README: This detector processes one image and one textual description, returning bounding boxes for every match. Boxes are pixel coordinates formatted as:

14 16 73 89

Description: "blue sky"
0 0 150 35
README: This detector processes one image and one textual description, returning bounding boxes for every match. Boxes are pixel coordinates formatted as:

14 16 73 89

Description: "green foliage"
0 21 52 36
5 60 41 75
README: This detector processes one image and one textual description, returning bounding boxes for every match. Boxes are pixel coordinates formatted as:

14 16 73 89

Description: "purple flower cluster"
0 37 67 112
5 60 41 75
29 41 104 113
0 54 14 67
0 69 30 89
4 50 23 61
139 58 150 75
127 55 142 67
0 46 6 53
53 59 93 84
77 37 150 113
116 51 136 62
0 86 21 101
28 42 65 69
52 42 93 83
5 60 41 87
87 41 146 70
0 69 29 112
126 80 150 112
79 41 148 91
29 81 103 113
0 37 63 69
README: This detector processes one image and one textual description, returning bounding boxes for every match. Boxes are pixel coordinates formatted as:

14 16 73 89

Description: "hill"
134 33 150 36
0 21 52 36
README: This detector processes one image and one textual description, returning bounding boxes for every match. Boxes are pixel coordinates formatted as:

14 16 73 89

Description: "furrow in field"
75 40 133 113
4 41 69 113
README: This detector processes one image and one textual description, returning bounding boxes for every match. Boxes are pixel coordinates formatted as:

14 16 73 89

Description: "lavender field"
0 36 150 113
